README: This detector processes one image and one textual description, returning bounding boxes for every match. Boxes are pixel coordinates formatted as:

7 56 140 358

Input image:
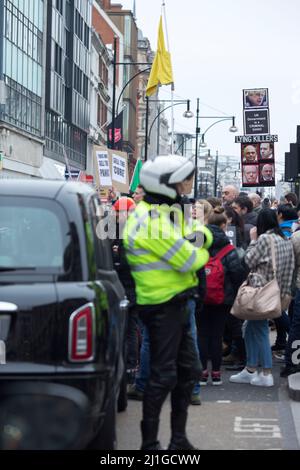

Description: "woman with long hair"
230 209 295 387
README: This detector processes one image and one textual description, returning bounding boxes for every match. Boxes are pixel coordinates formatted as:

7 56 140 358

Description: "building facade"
102 0 138 157
87 28 112 175
44 0 92 171
136 30 154 163
91 0 124 178
0 0 46 178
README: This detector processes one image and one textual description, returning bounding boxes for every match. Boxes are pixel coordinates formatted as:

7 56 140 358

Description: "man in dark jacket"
232 196 257 246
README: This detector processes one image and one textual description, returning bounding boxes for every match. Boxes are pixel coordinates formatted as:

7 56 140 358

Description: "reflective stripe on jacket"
123 200 213 305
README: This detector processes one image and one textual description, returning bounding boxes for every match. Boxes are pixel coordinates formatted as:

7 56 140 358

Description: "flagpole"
162 1 175 154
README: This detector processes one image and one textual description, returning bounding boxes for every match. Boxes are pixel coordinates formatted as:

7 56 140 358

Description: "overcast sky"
119 0 300 177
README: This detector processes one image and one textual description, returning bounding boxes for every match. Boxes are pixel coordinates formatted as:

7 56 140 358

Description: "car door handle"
0 302 18 312
119 298 130 311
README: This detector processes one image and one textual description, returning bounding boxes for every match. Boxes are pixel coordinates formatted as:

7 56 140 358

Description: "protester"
232 196 257 246
281 229 300 377
248 192 262 214
207 197 222 209
230 209 295 387
132 185 145 204
197 207 245 386
284 192 298 208
192 199 213 225
277 204 298 238
271 204 298 357
222 185 239 206
223 206 247 368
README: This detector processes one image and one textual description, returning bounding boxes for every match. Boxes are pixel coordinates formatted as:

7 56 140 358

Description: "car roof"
0 179 95 200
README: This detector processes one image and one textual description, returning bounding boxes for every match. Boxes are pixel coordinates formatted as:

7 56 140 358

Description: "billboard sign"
244 109 270 135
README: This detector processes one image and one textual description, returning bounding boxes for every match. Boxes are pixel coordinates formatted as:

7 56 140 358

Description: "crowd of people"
109 157 300 450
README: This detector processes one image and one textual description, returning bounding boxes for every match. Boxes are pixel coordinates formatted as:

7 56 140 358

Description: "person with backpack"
197 207 245 385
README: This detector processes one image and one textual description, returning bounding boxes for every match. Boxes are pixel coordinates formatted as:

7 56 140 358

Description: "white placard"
112 154 127 184
96 151 112 187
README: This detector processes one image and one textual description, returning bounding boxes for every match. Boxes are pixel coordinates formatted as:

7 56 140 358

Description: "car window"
0 197 73 273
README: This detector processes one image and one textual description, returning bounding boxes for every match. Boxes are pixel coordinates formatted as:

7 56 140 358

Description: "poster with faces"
241 143 275 187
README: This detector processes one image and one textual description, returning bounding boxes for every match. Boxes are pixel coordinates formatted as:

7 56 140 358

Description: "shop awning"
38 157 65 180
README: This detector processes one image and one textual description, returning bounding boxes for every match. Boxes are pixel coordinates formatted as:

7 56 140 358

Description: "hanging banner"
107 111 123 151
235 134 278 144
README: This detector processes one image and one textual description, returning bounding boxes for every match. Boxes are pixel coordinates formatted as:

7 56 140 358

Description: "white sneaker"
229 368 258 384
250 372 274 387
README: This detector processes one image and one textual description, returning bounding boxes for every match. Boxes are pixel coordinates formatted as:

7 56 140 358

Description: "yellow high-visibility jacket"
123 200 213 305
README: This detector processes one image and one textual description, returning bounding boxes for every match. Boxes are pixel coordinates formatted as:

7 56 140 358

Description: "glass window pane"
17 48 23 84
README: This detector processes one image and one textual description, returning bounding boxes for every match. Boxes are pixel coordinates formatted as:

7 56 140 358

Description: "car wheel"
87 390 117 450
117 370 128 412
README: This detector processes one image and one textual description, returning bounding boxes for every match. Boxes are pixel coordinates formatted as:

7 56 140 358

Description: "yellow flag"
146 16 174 97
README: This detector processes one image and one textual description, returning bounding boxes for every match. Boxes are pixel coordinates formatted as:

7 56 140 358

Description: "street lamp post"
144 99 193 161
110 36 152 150
193 98 238 199
194 98 200 199
214 150 219 197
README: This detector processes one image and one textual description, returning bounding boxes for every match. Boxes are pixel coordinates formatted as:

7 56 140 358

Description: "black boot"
168 412 198 451
140 420 162 450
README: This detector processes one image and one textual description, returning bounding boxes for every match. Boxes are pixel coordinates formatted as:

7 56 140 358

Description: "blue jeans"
187 299 201 395
135 298 201 394
244 319 273 369
286 288 300 367
135 323 150 392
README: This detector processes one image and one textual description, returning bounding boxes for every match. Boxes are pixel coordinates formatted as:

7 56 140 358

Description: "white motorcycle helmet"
140 155 195 200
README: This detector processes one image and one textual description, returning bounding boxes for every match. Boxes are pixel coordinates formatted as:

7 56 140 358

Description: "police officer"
123 155 213 450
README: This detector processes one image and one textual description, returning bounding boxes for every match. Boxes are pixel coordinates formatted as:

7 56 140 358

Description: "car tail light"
69 303 95 363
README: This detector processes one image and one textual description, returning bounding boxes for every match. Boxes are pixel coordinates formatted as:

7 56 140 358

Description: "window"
73 65 82 94
84 23 89 49
4 76 42 135
56 0 63 15
97 97 107 129
75 10 83 41
0 198 73 272
54 43 62 75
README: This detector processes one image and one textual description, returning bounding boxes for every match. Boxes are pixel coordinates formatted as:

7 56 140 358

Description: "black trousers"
139 296 202 422
197 304 230 371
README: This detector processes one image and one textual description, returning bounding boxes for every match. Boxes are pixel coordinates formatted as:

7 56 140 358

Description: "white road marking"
234 417 282 439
